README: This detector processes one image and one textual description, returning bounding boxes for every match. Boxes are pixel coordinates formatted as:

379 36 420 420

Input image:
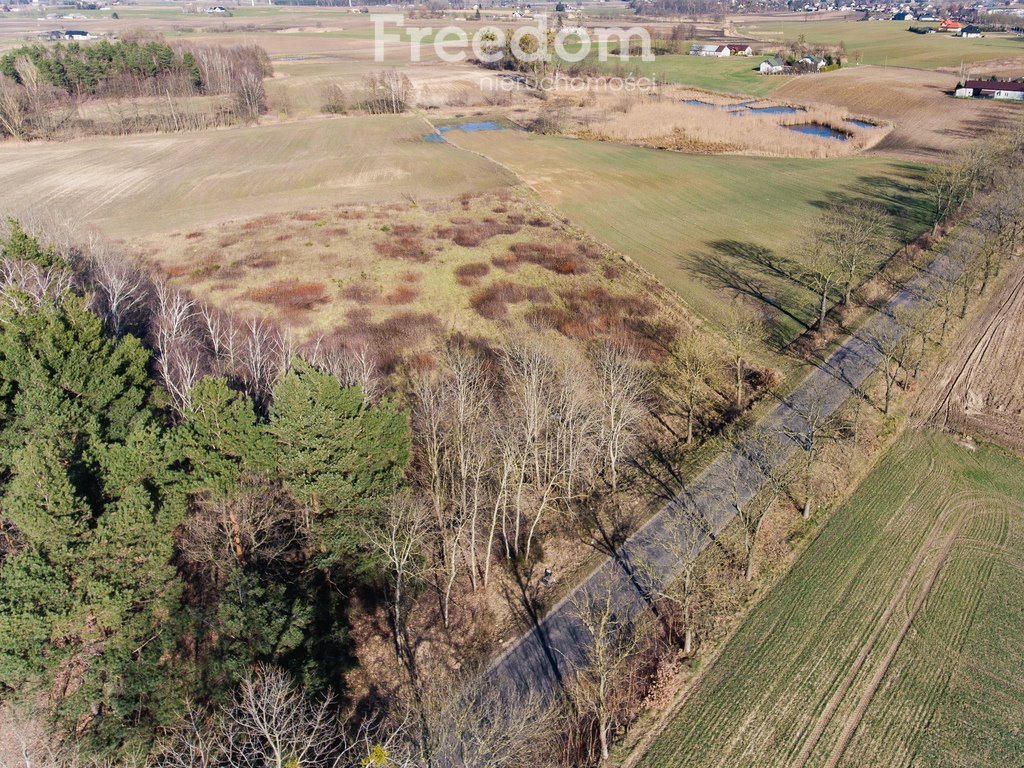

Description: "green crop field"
739 19 1024 69
590 53 788 97
441 128 931 340
637 430 1024 768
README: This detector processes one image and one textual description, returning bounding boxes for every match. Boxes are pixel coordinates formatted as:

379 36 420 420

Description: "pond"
424 120 507 142
438 121 505 133
681 99 718 108
786 123 850 141
845 118 878 129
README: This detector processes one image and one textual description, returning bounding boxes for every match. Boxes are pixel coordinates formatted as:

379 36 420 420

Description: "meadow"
738 19 1024 69
440 127 932 341
590 53 788 97
637 430 1024 768
139 189 665 355
0 115 512 236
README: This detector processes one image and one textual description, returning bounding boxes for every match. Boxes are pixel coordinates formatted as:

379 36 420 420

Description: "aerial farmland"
0 1 1021 766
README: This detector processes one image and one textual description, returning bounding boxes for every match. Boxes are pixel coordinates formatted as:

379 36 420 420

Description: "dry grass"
580 98 887 158
143 189 666 359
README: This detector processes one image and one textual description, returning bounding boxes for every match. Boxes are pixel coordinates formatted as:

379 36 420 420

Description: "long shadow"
689 241 815 344
810 169 936 240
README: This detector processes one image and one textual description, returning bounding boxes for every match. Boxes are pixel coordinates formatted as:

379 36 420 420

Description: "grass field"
441 128 932 340
739 19 1024 69
638 430 1024 768
0 115 513 237
591 53 789 97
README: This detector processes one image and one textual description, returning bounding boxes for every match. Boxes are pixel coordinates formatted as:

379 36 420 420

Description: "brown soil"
914 257 1024 452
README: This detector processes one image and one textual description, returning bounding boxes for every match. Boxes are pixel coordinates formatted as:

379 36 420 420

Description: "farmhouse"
759 56 786 74
799 53 827 70
938 19 963 31
960 25 982 37
689 44 731 57
955 79 1024 100
726 43 753 56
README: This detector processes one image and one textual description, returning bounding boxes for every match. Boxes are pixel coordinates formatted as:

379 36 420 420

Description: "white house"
759 56 786 74
689 44 730 57
957 79 1024 100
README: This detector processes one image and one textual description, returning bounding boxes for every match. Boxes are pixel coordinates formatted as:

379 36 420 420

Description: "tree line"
0 37 270 140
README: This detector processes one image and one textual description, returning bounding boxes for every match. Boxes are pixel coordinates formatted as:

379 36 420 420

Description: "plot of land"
739 19 1024 69
638 430 1024 768
591 53 789 97
139 190 664 355
775 65 1022 161
441 128 931 340
916 258 1024 452
0 115 513 237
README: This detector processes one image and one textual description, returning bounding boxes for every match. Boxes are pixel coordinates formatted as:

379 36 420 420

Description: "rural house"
759 56 786 74
726 43 754 56
955 79 1024 100
938 19 963 31
960 25 982 37
799 53 827 70
689 44 731 57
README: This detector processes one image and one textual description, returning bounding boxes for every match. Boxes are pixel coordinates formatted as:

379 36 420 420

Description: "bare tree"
87 246 150 338
364 492 429 669
729 428 790 580
594 343 650 493
801 246 843 332
719 301 767 409
783 394 837 519
227 665 337 768
668 335 719 445
630 501 709 654
868 316 911 416
566 577 640 762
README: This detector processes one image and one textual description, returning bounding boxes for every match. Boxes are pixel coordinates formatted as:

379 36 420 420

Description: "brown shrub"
246 256 280 269
507 241 591 275
470 280 546 319
526 286 654 340
375 236 432 263
507 213 525 226
336 208 368 220
292 212 320 222
455 261 491 287
323 226 350 237
243 214 283 231
384 285 420 305
528 217 551 228
451 219 522 248
185 231 205 240
163 264 192 278
243 280 330 311
491 253 521 272
603 263 622 280
218 234 242 248
400 271 422 283
342 283 381 303
493 205 509 214
392 223 422 237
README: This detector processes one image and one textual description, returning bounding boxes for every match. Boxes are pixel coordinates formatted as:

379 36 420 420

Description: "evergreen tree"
269 362 411 572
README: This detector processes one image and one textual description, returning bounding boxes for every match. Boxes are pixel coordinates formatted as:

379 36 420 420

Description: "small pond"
786 123 850 141
424 120 507 142
845 118 878 129
681 99 718 108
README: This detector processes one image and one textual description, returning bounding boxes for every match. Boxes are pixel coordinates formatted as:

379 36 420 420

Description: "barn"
955 79 1024 100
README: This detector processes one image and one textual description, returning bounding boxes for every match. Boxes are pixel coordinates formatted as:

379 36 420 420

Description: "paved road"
487 260 939 701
